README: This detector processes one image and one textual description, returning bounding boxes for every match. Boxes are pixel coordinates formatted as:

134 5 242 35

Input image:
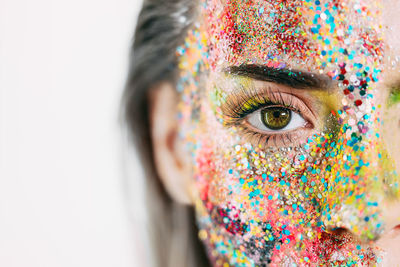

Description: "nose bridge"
321 110 400 242
358 110 400 199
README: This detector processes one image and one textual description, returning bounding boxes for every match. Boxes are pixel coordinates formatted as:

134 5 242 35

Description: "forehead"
197 0 400 75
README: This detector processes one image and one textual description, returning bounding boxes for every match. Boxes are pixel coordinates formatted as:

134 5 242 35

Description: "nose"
320 114 400 242
324 202 400 241
380 200 400 238
322 223 400 266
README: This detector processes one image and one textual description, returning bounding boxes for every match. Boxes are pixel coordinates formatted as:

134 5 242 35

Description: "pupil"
273 111 281 118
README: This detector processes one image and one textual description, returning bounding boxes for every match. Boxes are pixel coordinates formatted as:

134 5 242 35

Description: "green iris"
261 107 291 130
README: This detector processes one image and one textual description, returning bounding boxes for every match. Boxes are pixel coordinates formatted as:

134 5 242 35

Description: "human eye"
247 106 306 132
220 86 316 147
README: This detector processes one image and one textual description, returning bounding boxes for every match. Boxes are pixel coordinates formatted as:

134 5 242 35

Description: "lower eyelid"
239 126 314 148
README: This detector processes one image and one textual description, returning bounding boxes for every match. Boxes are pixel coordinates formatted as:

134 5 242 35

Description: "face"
175 0 400 265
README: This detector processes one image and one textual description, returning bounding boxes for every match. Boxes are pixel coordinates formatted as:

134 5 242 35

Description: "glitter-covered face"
176 0 400 265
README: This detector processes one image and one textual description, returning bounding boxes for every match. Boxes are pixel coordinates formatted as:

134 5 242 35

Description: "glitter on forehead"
175 0 400 265
204 0 314 68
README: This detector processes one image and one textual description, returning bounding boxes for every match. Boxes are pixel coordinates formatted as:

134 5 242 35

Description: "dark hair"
123 0 208 266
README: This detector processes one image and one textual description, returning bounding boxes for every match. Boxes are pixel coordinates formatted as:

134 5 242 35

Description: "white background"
0 0 147 266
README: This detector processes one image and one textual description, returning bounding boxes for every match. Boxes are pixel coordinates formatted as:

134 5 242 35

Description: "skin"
152 0 400 265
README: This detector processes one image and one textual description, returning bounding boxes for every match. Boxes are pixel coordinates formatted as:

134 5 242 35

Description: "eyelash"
221 85 313 147
222 85 299 119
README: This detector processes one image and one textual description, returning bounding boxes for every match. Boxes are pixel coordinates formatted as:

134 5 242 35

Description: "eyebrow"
225 64 333 90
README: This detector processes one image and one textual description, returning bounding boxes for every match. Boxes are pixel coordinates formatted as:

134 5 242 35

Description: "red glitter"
355 100 363 106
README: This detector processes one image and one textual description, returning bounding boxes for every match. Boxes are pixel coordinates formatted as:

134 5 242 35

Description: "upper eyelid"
219 85 284 115
220 90 308 122
236 97 302 118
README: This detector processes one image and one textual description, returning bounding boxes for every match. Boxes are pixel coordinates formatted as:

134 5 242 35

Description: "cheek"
191 132 341 263
192 127 326 230
191 117 351 223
